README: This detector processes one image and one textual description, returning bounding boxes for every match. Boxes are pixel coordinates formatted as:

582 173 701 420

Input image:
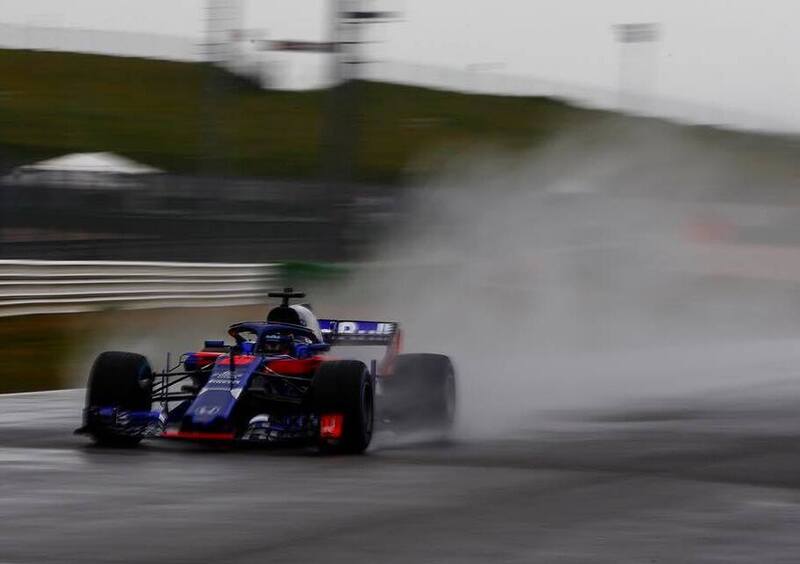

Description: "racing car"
76 289 456 454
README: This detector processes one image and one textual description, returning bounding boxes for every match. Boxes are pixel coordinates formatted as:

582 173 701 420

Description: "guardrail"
0 260 282 318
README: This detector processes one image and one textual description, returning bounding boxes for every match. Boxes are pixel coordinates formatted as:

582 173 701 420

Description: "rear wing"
318 319 400 346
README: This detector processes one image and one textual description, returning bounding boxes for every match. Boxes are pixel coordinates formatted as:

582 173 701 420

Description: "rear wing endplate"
318 319 399 346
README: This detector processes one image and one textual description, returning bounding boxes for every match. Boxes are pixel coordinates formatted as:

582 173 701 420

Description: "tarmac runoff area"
2 380 800 563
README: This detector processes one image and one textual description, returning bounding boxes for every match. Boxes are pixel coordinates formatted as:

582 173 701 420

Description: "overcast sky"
3 0 799 132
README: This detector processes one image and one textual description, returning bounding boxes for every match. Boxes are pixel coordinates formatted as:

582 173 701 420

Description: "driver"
262 333 294 356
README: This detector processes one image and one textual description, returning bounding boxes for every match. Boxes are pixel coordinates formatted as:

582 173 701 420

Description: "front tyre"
84 351 153 447
312 360 373 454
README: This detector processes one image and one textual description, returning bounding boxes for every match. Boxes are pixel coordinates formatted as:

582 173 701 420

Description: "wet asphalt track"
3 381 800 564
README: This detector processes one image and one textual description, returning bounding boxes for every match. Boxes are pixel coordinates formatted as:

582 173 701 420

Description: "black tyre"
85 351 153 447
382 353 456 430
312 360 373 454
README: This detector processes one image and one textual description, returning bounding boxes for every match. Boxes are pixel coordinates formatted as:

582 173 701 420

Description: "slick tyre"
85 351 153 447
312 360 373 454
384 353 456 430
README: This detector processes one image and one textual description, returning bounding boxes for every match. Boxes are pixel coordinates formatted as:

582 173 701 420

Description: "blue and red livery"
76 289 456 454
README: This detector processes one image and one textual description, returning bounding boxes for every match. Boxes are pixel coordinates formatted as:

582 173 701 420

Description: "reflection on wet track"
2 381 800 564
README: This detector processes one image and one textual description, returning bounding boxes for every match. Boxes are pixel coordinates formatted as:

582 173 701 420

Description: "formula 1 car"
76 289 456 454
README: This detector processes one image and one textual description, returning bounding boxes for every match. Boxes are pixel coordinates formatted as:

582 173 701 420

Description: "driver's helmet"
290 304 323 342
265 304 322 343
262 332 293 355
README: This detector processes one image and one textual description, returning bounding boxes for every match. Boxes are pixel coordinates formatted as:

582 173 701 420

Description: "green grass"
0 314 82 393
1 48 797 186
0 49 611 182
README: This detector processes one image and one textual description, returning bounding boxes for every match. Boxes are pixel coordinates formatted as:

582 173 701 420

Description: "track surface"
2 380 800 564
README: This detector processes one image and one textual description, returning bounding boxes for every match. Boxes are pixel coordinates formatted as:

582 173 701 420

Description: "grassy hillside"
0 49 610 182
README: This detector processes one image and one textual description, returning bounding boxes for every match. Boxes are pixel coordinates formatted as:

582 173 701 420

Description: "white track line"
0 388 81 398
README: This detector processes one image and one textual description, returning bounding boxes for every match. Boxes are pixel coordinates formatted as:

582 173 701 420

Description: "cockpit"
228 305 327 358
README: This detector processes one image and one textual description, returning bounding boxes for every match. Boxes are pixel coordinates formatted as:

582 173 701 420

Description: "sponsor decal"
322 320 395 336
320 413 344 439
195 405 221 417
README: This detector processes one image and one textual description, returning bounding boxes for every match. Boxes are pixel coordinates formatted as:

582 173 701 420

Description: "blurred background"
5 2 800 563
0 0 797 398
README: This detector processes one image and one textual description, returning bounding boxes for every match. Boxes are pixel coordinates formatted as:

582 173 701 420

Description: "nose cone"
184 390 236 430
191 405 223 425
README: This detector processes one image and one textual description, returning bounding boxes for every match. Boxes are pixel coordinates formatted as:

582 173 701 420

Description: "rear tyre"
383 353 456 431
85 351 153 447
312 360 373 454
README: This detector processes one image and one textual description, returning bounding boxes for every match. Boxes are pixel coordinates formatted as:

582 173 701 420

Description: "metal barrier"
0 260 281 317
